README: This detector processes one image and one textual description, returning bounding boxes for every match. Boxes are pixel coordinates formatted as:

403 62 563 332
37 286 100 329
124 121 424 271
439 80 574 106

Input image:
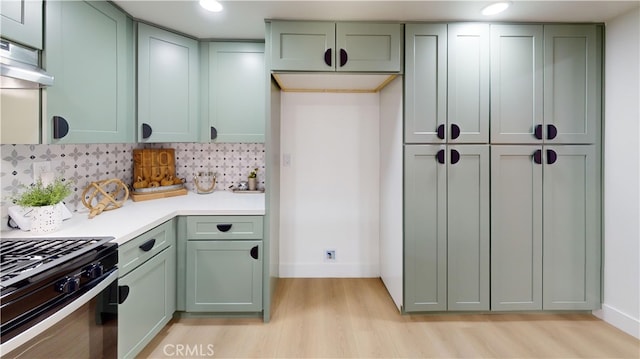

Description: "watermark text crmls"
163 344 215 357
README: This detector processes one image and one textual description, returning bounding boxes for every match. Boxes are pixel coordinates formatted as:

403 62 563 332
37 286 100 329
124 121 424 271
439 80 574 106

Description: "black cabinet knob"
142 123 152 139
451 123 461 140
436 124 445 140
250 245 259 260
547 124 558 140
53 116 69 139
450 149 460 164
547 149 558 165
139 239 156 252
210 126 217 140
534 124 543 140
217 224 232 232
324 48 332 67
533 149 542 164
339 49 348 67
436 149 445 164
118 285 130 304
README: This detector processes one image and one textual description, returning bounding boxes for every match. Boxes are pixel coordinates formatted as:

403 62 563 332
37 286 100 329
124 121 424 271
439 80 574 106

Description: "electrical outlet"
325 250 336 261
32 161 51 182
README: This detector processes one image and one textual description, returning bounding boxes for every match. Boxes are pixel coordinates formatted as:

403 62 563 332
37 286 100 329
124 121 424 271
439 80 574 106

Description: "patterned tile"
1 142 265 230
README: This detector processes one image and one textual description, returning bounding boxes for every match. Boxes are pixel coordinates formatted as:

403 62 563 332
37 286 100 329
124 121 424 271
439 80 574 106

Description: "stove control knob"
83 263 104 279
56 276 80 294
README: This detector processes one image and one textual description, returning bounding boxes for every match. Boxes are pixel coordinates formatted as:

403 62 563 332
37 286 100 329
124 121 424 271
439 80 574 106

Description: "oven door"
0 270 118 359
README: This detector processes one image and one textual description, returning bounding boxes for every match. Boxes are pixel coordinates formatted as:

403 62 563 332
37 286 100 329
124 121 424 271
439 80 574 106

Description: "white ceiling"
112 0 640 40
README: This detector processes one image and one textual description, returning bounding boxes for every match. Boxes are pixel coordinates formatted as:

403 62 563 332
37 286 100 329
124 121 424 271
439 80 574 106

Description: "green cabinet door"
404 24 447 144
186 240 263 312
404 145 447 312
491 145 543 310
447 145 490 311
270 21 335 71
543 145 600 310
118 245 176 359
45 0 134 143
205 42 265 143
336 22 402 72
490 25 543 144
447 23 489 144
138 23 199 143
544 25 601 144
0 0 43 49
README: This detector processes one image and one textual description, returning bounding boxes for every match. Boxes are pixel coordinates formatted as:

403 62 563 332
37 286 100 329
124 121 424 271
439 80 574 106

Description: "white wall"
594 6 640 339
379 77 404 310
279 92 380 277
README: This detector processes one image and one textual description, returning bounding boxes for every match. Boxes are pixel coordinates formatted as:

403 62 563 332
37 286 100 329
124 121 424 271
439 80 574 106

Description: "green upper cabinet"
0 0 43 49
270 21 402 72
404 144 490 312
544 25 601 144
490 25 544 144
45 0 134 144
202 42 265 143
137 23 199 143
447 23 490 144
491 145 601 311
404 24 447 144
491 24 600 145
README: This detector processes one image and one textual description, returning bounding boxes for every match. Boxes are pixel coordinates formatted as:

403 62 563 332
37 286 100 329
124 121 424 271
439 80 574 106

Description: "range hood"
272 73 398 93
0 39 54 88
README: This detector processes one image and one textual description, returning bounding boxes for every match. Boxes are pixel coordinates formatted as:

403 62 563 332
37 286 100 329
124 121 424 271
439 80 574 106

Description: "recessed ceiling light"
481 2 510 16
200 0 223 12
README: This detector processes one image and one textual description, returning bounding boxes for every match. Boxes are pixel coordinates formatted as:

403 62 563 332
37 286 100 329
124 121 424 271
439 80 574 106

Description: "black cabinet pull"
142 123 152 139
210 126 217 140
52 116 69 139
437 124 445 140
547 124 558 140
533 149 542 164
450 149 460 164
118 285 130 304
534 124 543 140
451 123 461 140
139 238 156 252
436 149 445 164
250 245 259 260
547 149 557 165
217 224 232 232
339 49 348 67
324 48 332 67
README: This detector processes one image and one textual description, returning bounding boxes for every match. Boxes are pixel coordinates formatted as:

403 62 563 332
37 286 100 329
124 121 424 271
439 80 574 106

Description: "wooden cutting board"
130 188 188 202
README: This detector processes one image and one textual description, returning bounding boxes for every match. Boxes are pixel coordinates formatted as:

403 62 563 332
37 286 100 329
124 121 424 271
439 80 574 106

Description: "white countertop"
1 190 265 245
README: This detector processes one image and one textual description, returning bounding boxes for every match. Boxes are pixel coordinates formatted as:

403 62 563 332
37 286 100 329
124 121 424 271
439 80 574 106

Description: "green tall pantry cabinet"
404 23 490 312
490 24 602 311
137 23 199 143
45 0 134 143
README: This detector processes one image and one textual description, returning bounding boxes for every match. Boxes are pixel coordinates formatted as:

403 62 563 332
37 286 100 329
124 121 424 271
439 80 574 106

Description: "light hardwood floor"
139 278 639 358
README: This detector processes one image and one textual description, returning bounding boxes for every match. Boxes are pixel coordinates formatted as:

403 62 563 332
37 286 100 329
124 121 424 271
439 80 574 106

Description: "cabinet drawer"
119 219 175 277
186 216 263 240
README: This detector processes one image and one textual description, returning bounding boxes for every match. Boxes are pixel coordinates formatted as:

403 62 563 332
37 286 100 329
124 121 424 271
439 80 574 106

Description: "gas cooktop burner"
0 237 115 289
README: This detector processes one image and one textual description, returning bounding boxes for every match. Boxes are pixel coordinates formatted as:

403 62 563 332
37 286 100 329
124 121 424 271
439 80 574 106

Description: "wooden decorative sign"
131 148 186 201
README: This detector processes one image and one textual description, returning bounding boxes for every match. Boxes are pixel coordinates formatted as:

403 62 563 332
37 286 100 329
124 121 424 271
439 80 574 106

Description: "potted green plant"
248 168 258 191
12 178 72 233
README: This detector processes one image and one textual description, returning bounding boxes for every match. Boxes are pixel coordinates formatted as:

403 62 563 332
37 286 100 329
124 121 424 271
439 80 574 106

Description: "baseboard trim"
593 304 640 339
279 263 379 278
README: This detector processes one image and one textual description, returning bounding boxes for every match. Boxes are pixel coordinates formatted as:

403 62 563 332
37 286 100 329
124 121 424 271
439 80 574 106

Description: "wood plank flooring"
139 278 639 358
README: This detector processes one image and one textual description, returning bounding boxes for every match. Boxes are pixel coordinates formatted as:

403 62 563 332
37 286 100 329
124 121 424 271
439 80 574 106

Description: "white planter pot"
30 204 63 233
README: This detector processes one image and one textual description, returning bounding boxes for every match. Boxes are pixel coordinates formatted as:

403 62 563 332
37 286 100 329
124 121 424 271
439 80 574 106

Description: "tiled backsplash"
1 142 265 219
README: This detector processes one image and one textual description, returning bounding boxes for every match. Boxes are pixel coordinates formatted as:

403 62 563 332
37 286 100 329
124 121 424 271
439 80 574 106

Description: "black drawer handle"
142 123 152 139
53 116 69 139
547 124 558 140
217 224 232 232
139 238 156 252
250 245 259 260
436 149 445 164
534 124 543 140
450 149 461 165
533 149 542 164
118 285 130 304
339 48 348 67
451 123 461 140
210 126 217 140
547 149 558 165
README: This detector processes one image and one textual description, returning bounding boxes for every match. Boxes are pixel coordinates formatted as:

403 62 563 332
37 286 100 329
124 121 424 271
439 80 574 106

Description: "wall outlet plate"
32 161 51 182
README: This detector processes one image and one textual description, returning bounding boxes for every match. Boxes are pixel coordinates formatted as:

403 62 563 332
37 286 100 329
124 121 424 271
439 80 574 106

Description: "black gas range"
0 236 118 353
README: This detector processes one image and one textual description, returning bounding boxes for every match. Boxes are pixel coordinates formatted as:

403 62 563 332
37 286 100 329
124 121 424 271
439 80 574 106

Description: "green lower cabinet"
404 145 489 312
186 240 263 312
118 245 176 359
491 145 601 311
